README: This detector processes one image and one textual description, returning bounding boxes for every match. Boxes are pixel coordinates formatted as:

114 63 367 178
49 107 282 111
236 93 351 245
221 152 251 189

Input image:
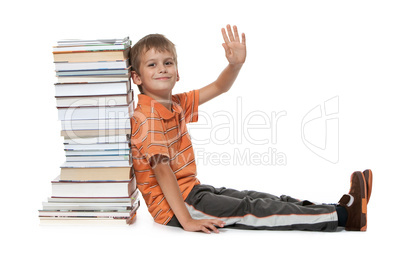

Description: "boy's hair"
130 34 177 94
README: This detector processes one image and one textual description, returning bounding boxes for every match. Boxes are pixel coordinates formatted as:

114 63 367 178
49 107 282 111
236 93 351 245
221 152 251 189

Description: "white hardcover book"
54 60 129 71
65 155 130 162
65 149 130 156
55 81 130 97
63 135 129 145
64 142 129 151
61 161 131 168
51 176 136 197
57 101 134 121
61 118 130 131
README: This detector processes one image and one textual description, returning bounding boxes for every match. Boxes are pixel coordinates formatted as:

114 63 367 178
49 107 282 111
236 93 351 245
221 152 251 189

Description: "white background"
1 0 401 260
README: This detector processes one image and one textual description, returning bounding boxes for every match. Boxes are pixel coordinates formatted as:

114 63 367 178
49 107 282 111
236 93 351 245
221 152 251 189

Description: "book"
47 189 139 203
61 118 130 131
51 176 136 197
64 142 129 151
56 90 133 108
53 40 131 53
47 189 140 205
61 161 131 168
66 155 130 162
39 200 139 219
42 190 139 210
63 134 129 145
56 67 130 77
56 68 130 77
57 101 134 121
57 74 130 83
64 149 130 156
39 209 133 218
60 165 133 181
61 128 131 138
61 129 131 139
55 81 131 97
57 37 130 46
54 59 129 71
39 216 135 225
42 202 131 210
53 48 130 62
39 200 139 225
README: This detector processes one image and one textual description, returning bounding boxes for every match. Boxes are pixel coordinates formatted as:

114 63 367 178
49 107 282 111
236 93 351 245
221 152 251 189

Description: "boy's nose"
158 64 168 73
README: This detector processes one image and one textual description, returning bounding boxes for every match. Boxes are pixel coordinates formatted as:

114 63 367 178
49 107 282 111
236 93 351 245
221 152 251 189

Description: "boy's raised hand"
221 24 246 65
198 25 246 105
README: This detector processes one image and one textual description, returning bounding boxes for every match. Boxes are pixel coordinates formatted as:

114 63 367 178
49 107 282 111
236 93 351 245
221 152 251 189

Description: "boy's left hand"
221 24 246 65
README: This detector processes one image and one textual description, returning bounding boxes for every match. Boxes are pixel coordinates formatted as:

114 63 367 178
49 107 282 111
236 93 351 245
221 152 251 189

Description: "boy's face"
132 48 179 97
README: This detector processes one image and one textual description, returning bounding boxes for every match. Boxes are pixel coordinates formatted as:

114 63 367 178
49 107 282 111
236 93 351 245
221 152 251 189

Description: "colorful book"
53 48 130 62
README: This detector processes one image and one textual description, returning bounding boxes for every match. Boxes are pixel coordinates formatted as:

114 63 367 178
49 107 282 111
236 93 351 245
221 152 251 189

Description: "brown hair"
130 34 177 93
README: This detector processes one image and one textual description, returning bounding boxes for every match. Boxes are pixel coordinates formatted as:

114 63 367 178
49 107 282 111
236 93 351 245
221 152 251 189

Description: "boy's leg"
182 184 338 232
167 171 370 231
214 187 301 203
209 186 316 207
165 187 304 228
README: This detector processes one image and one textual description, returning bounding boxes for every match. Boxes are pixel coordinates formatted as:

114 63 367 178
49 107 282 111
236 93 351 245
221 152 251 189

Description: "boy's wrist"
177 213 194 226
228 62 243 71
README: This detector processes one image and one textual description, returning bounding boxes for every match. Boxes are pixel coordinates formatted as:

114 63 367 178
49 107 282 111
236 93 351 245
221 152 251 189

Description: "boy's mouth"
154 76 171 80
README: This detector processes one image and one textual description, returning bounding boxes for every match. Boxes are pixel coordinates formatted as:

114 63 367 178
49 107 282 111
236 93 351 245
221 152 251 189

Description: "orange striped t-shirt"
130 90 200 225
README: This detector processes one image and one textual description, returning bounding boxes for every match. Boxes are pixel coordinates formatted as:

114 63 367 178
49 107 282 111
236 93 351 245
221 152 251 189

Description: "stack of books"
39 37 139 225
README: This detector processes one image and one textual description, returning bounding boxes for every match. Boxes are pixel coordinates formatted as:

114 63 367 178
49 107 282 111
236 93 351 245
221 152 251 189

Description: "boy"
130 25 373 233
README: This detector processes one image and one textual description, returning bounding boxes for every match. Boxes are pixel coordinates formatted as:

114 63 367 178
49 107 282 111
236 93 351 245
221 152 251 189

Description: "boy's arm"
151 155 225 233
199 25 246 105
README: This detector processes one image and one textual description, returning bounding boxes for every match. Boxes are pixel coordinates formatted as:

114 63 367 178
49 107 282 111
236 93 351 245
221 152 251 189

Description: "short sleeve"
172 90 199 124
131 113 170 162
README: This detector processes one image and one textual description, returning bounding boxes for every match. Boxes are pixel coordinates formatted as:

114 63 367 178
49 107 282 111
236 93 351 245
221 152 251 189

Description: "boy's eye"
165 61 173 65
148 63 156 67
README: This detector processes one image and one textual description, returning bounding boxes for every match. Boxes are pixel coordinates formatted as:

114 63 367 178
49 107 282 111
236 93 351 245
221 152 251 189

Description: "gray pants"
167 184 338 231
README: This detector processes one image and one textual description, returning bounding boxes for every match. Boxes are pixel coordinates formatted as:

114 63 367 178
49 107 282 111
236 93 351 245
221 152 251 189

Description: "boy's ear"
131 71 142 85
176 71 180 82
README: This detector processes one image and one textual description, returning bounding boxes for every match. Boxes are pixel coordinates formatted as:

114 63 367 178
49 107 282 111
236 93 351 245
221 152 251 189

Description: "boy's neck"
143 90 173 111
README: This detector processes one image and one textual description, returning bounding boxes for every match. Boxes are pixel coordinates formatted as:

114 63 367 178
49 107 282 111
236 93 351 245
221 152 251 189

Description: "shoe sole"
363 169 373 204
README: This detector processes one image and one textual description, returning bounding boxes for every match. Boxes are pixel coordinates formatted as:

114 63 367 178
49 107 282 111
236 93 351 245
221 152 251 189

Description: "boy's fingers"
226 24 235 42
203 221 219 234
210 219 225 230
201 226 211 234
233 25 240 42
241 33 246 45
221 28 230 44
208 224 220 233
212 219 225 227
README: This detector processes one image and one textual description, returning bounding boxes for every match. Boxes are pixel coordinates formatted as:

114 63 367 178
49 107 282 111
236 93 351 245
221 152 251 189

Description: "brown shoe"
362 169 373 204
338 171 368 231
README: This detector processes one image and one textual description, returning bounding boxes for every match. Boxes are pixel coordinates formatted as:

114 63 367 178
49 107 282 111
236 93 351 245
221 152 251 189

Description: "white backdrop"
1 0 401 260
